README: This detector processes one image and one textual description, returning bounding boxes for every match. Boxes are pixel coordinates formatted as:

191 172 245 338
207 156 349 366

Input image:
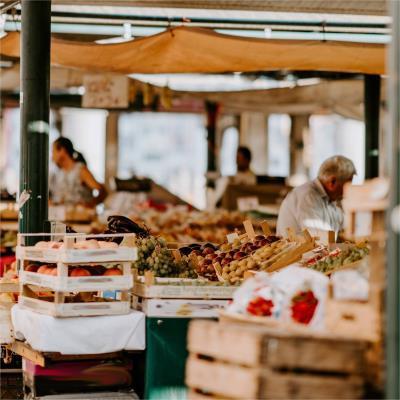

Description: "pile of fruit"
129 208 246 243
303 243 369 274
219 239 292 283
24 263 123 277
182 234 285 283
134 236 197 278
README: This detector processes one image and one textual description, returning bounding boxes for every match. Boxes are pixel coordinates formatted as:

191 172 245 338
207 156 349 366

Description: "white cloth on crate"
276 178 344 237
11 305 145 354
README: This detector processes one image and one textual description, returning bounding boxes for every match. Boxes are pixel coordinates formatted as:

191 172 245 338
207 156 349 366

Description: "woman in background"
50 137 107 207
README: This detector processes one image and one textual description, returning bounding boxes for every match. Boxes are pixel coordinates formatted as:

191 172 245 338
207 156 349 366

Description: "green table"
144 317 191 399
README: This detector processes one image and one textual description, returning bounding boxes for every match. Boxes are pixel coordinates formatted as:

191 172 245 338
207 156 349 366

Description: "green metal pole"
364 74 381 179
19 0 51 235
386 1 400 398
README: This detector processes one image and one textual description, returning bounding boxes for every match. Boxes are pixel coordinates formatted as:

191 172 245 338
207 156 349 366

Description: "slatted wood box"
186 320 368 399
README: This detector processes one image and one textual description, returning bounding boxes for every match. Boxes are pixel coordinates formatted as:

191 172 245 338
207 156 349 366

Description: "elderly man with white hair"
277 155 357 237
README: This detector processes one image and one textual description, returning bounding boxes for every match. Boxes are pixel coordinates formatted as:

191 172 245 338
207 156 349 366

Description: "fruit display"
218 239 291 284
128 208 247 244
184 234 283 283
134 236 197 279
24 263 123 277
302 243 369 274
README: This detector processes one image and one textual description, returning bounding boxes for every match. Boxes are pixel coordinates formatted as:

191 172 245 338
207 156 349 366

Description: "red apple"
103 268 123 276
37 265 49 274
70 268 91 277
25 264 39 273
202 247 214 255
234 251 246 260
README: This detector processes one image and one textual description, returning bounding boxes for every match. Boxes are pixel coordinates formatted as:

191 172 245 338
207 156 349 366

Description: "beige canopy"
0 26 386 75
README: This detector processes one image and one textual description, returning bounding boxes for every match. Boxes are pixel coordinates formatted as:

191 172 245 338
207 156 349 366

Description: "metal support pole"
19 0 51 235
386 1 400 398
364 74 381 179
206 101 218 173
105 111 119 190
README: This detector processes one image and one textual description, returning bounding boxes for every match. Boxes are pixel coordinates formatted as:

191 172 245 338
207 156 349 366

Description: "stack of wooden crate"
186 320 369 399
16 233 136 317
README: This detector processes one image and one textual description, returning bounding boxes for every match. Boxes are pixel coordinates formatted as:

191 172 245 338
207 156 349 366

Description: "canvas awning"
0 61 373 120
0 26 386 75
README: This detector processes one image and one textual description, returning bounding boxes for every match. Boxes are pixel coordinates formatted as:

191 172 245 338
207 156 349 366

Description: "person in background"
50 137 107 207
232 146 257 185
276 155 356 237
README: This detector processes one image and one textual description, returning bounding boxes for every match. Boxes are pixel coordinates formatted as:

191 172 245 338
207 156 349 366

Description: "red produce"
247 297 274 316
291 290 318 324
25 264 39 273
103 268 123 276
70 268 91 277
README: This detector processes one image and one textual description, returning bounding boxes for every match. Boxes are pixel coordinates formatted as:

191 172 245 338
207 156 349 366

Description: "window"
220 126 239 176
0 108 59 194
309 115 365 184
60 108 107 182
267 114 291 177
118 112 207 209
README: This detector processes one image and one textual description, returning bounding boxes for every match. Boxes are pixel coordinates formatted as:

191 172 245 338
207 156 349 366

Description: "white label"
83 74 129 109
237 196 259 212
49 206 67 221
226 232 239 243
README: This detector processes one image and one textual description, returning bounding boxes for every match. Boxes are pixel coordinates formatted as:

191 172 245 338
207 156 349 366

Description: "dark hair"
237 146 252 162
54 137 87 165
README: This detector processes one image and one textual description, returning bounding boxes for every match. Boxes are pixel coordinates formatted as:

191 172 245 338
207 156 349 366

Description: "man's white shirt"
276 179 344 237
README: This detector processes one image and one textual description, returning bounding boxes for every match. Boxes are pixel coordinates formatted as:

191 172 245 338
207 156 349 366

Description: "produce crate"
186 320 368 399
132 271 236 300
16 233 137 317
132 296 228 318
20 262 133 292
17 233 137 264
19 286 130 318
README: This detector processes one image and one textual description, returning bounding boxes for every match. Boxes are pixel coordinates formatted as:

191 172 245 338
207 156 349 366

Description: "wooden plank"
188 320 367 373
261 220 271 236
186 355 261 399
262 370 363 399
243 220 256 240
8 341 45 367
186 356 364 400
188 320 264 367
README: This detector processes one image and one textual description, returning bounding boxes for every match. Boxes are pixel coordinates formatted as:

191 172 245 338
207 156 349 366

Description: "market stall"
1 1 399 399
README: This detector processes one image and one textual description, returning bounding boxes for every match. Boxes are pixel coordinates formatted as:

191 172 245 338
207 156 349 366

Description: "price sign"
237 196 259 212
82 74 129 109
49 205 66 221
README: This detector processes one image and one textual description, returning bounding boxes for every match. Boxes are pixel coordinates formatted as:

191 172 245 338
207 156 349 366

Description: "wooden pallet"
186 320 367 399
7 341 127 367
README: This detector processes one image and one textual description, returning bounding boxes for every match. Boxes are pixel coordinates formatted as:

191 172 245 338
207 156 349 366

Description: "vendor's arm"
80 166 107 206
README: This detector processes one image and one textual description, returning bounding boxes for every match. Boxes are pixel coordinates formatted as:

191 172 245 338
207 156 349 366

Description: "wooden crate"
132 295 228 318
19 284 130 318
186 320 367 399
132 271 236 300
20 262 133 292
16 233 137 264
